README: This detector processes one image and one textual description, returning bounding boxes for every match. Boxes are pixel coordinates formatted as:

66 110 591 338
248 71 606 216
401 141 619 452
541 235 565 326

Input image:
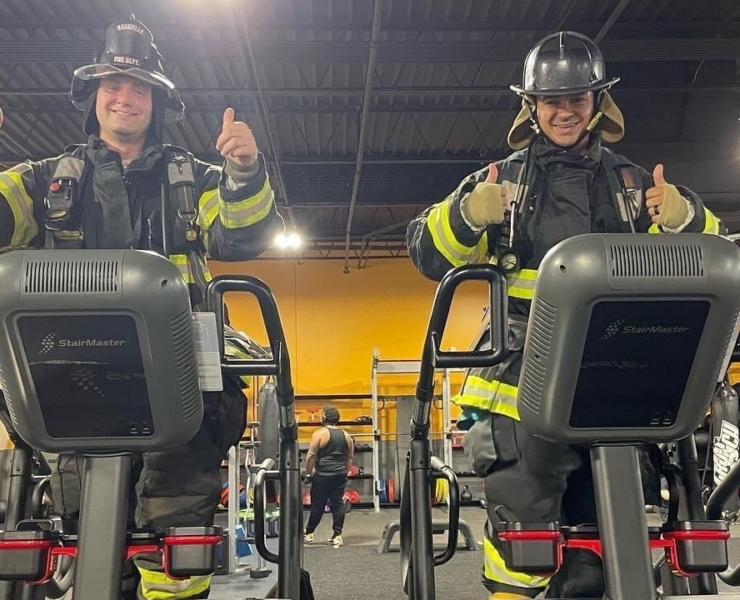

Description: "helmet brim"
73 64 176 92
510 77 620 97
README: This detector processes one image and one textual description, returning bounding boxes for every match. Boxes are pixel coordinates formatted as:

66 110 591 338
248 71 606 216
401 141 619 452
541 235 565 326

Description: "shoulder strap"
165 147 199 248
601 148 644 231
44 154 86 249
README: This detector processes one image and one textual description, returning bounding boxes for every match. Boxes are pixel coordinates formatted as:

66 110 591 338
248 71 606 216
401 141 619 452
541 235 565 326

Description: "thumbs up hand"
645 164 688 228
486 163 498 184
460 163 506 228
215 107 258 172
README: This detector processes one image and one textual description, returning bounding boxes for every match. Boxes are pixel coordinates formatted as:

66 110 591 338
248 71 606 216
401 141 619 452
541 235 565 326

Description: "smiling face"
95 74 153 141
535 92 594 147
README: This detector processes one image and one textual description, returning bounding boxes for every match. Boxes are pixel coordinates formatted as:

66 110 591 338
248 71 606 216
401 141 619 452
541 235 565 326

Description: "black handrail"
413 264 508 437
252 458 278 564
431 457 459 567
401 264 509 600
206 276 294 410
206 276 302 600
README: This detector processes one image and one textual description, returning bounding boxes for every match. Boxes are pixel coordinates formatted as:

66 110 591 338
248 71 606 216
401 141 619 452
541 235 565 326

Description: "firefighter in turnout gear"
0 17 283 600
407 31 723 599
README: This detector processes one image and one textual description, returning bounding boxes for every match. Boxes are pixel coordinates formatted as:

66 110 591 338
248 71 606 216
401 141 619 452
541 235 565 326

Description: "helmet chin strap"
527 90 606 151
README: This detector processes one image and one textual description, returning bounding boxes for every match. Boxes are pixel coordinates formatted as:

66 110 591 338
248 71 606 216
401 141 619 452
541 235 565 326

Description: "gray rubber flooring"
210 507 740 600
210 506 486 599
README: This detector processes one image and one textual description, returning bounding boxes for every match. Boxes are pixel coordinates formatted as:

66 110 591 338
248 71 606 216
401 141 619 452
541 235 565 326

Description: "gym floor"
209 507 740 600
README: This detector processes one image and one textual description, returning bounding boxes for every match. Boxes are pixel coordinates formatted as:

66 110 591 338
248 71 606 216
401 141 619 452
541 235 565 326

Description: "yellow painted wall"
211 258 486 441
212 258 486 396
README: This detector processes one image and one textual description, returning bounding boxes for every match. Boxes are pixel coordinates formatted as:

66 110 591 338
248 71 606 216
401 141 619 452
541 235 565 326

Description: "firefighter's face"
96 75 153 139
536 92 594 147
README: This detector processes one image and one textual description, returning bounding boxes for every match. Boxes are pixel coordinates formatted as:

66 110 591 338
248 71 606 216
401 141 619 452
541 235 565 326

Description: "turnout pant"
471 413 661 598
305 473 348 536
50 379 247 600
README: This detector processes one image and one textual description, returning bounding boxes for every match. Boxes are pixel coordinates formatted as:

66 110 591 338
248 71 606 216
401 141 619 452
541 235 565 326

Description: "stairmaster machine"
499 233 740 600
0 250 302 600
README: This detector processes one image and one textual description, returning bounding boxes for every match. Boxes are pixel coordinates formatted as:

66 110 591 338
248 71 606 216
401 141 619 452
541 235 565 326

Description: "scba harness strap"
44 156 85 249
166 149 199 247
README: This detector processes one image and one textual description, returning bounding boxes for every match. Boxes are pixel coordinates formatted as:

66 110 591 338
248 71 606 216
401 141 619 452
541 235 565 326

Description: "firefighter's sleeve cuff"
660 198 695 233
220 153 268 199
450 192 487 246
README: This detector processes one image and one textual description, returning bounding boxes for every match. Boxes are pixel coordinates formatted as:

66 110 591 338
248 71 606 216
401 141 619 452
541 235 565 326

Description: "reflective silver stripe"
457 376 520 419
428 203 470 266
168 254 193 284
197 189 219 229
507 268 537 300
221 187 274 228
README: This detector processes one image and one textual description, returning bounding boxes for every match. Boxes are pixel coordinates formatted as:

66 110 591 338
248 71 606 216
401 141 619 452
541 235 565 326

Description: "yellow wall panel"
210 258 487 397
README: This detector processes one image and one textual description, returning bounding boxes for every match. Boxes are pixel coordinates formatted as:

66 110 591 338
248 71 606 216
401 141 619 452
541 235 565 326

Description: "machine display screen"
17 314 154 439
571 300 709 429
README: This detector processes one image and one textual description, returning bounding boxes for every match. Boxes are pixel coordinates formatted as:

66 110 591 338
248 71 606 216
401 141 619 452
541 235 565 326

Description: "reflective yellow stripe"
648 223 661 234
488 258 537 299
507 268 537 300
169 254 193 284
484 535 550 589
427 200 476 267
703 209 720 235
137 566 211 600
197 189 220 231
490 399 520 421
439 200 476 258
475 231 489 262
0 171 38 247
453 376 521 420
220 179 274 229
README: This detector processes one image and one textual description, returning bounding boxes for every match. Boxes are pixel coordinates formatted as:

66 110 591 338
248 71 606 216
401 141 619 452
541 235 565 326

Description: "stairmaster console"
518 234 740 444
0 250 202 453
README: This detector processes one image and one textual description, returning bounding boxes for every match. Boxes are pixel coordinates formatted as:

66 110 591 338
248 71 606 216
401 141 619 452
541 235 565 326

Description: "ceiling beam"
269 146 740 164
344 0 383 273
0 39 737 64
3 83 739 99
1 105 519 116
2 19 739 36
0 146 735 166
594 0 632 43
230 0 294 226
